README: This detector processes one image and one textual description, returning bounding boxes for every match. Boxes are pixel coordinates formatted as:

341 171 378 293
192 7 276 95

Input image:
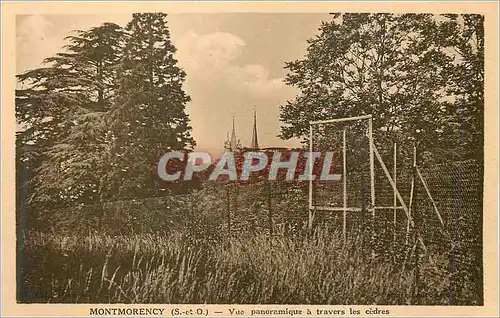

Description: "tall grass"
19 228 453 304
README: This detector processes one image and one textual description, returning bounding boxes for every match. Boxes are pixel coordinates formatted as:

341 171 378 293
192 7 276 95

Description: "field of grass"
19 228 458 305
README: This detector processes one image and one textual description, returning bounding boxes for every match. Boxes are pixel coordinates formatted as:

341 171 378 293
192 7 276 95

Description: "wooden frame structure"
308 114 404 243
308 113 450 266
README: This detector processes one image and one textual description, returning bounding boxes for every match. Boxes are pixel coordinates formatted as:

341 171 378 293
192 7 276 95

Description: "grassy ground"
19 228 455 304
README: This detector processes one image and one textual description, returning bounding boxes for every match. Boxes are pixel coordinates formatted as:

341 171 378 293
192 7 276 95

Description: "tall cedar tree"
105 13 195 200
16 23 125 210
279 13 482 164
435 14 484 162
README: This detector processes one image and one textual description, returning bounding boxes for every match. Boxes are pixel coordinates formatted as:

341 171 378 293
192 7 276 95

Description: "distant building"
213 110 321 183
224 116 242 151
224 109 259 151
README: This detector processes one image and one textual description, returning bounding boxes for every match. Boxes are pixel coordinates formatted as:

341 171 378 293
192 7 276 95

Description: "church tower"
224 116 241 151
250 109 259 149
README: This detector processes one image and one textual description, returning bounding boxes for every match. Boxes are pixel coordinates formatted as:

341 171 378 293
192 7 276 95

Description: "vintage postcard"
1 1 499 317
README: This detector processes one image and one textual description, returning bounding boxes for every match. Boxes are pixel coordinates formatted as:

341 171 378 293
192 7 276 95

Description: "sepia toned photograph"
3 2 498 316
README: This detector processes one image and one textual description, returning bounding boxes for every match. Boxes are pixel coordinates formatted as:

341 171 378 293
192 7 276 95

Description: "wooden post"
312 182 317 235
369 119 376 216
413 230 421 304
368 118 376 255
98 203 104 231
343 127 347 243
393 142 397 245
191 193 196 219
234 185 239 219
117 208 121 234
308 124 314 232
408 146 419 275
416 166 446 229
406 145 417 246
226 187 231 236
359 172 366 249
267 181 273 237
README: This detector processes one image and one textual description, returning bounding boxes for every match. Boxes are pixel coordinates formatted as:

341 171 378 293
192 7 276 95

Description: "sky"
16 13 331 156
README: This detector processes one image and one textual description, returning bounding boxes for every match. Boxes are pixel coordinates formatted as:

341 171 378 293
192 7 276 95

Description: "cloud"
16 15 61 73
176 31 245 72
232 64 289 96
15 22 301 153
17 15 54 40
173 31 300 153
16 14 132 75
175 31 290 99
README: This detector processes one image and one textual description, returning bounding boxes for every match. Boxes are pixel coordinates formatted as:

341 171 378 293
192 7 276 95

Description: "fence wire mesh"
29 154 483 304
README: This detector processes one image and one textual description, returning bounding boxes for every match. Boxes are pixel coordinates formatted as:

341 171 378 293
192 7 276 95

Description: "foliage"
16 14 197 212
279 13 484 164
16 23 126 208
436 14 484 162
104 13 196 200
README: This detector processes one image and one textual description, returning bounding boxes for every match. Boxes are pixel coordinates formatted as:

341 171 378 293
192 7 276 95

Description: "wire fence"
31 158 482 254
27 156 483 304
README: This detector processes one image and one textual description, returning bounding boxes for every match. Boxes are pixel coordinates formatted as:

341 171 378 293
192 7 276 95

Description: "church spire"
251 108 259 149
224 115 240 151
230 116 238 151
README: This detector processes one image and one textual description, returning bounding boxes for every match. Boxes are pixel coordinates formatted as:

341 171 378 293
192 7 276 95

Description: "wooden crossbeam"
310 114 372 125
315 206 363 212
375 206 405 210
416 166 445 228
